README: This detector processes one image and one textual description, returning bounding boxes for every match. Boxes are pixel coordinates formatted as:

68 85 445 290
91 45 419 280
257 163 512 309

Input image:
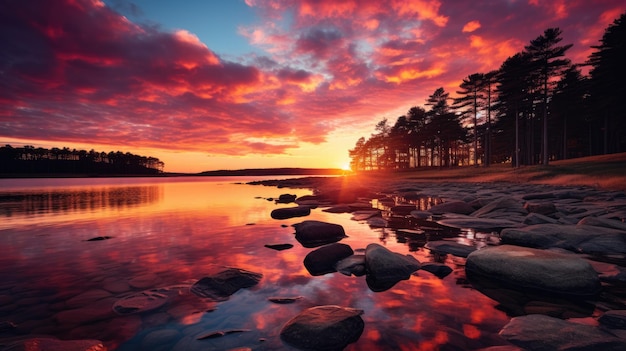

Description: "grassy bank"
352 153 626 191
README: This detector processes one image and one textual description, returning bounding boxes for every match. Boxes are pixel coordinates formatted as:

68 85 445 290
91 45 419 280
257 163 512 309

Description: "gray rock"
293 220 347 248
428 201 476 215
365 243 420 289
271 206 311 219
1 337 106 351
424 240 476 258
466 245 601 296
523 213 558 225
304 243 354 276
578 216 626 231
499 314 625 350
523 202 556 215
190 268 262 301
599 310 626 329
367 217 388 228
280 305 364 350
500 224 626 255
437 218 519 230
471 196 527 218
420 262 453 278
335 254 366 276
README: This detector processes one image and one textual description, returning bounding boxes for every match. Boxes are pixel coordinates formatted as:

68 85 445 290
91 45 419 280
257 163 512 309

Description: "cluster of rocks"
261 179 626 349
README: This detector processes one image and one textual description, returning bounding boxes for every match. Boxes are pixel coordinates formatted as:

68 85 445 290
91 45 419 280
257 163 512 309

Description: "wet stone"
365 243 420 290
428 201 476 215
304 243 354 276
335 254 366 276
271 206 311 220
293 220 347 248
1 337 106 351
599 310 626 329
65 289 111 309
424 240 476 258
190 268 262 301
420 262 453 278
466 245 601 296
280 305 364 351
499 314 625 350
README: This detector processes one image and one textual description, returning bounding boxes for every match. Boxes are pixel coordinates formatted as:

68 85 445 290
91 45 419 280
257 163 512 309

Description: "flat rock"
65 289 112 309
466 245 601 296
578 216 626 231
523 202 556 215
304 243 354 276
264 243 293 251
129 273 162 289
523 213 558 225
500 224 626 255
599 310 626 329
365 243 420 290
57 297 118 324
280 305 364 350
293 220 347 248
271 206 311 219
428 201 475 215
424 240 476 258
471 196 527 218
437 218 519 230
190 268 262 301
499 314 625 350
2 337 106 351
367 217 388 228
113 285 189 315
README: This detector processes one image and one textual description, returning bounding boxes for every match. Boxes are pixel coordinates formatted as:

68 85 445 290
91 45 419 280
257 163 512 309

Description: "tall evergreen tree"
588 12 626 154
524 28 572 165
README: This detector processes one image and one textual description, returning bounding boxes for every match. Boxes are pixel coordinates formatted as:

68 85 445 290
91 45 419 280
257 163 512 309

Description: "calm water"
0 176 511 350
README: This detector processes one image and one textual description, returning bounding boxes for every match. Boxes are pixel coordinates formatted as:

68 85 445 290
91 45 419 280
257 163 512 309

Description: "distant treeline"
349 13 626 171
0 144 164 175
199 168 345 176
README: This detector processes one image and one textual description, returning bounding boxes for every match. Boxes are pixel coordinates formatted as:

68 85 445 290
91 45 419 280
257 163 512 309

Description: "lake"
0 176 512 350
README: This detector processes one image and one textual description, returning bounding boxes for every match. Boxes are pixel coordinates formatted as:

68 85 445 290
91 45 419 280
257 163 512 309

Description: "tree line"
349 12 625 171
0 144 165 175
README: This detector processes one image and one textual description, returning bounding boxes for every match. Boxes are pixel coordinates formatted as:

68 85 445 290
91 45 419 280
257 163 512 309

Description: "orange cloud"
462 20 481 33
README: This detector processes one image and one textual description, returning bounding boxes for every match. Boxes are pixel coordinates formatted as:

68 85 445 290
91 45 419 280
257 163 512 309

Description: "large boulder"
271 206 311 219
466 245 600 296
499 314 625 350
190 268 262 301
365 243 420 291
280 305 364 350
303 243 354 276
293 220 347 248
500 223 626 255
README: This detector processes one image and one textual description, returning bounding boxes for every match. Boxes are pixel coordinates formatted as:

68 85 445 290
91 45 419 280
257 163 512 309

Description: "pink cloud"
1 0 624 166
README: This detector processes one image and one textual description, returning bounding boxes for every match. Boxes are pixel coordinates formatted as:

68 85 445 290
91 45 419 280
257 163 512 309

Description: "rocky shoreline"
251 175 626 349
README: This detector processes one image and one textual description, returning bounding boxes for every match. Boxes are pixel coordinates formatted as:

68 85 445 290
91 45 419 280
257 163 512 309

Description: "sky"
1 0 624 173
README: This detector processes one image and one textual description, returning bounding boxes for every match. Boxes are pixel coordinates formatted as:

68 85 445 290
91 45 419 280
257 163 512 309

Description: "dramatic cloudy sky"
1 0 624 172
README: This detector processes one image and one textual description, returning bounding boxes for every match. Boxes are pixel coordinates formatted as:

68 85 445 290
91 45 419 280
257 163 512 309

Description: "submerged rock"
304 243 354 276
293 220 347 248
1 337 106 351
190 268 262 301
466 245 601 296
113 285 189 315
365 243 420 291
420 262 453 278
280 305 364 350
264 243 293 251
599 310 626 329
271 206 311 219
499 314 625 350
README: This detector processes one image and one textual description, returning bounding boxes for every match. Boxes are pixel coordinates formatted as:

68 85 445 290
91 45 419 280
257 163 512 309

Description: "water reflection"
0 177 516 351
